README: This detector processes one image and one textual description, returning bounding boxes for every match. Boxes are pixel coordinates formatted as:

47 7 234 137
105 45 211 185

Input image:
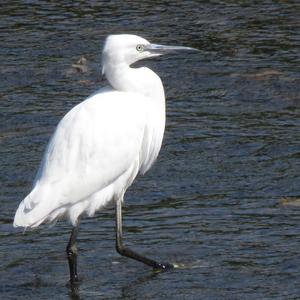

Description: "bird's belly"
66 156 140 225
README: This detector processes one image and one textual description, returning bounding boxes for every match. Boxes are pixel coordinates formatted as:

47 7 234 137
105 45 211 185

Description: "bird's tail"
13 184 60 229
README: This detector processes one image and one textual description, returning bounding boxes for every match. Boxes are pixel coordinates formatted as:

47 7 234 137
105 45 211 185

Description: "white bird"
13 34 197 283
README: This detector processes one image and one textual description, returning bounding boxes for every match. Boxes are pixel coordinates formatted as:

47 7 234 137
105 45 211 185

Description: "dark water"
1 1 300 299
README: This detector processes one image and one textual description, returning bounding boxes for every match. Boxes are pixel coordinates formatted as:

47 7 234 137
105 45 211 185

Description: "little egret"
14 34 197 283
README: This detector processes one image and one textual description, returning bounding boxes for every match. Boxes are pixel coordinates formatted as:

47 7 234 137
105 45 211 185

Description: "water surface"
1 1 300 299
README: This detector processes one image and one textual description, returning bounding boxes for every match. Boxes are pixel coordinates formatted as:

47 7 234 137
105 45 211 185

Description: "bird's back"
14 89 157 228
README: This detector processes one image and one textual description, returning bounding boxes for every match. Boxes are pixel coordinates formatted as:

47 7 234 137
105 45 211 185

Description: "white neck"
104 63 165 105
104 62 166 173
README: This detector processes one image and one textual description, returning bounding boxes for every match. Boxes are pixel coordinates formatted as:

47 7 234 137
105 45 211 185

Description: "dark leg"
66 222 80 283
115 199 173 271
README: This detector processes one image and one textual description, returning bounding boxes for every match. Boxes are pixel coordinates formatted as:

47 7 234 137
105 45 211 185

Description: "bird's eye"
136 44 144 52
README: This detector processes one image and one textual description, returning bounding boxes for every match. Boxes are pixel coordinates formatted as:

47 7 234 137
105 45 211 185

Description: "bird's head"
102 34 197 75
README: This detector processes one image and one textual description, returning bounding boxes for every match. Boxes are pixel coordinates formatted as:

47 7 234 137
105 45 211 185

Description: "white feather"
13 34 166 228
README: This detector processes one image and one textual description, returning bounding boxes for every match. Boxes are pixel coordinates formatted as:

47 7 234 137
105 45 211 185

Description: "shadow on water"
1 0 300 299
68 272 160 300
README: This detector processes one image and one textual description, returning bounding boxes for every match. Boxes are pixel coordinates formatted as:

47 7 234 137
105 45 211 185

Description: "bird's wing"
28 90 149 212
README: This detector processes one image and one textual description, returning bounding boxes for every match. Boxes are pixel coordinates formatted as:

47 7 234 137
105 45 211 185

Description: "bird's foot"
153 262 174 272
67 275 80 287
67 277 81 295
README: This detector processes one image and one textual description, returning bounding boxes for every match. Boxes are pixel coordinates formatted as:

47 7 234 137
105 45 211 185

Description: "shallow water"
1 1 300 299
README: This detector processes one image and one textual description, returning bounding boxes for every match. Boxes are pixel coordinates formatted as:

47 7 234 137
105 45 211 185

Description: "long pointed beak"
145 43 199 54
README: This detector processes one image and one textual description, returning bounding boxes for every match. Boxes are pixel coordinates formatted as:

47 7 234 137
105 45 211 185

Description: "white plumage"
13 34 197 281
14 35 166 228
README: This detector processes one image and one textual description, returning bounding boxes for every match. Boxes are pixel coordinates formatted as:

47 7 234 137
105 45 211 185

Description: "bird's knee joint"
66 245 78 257
116 243 126 256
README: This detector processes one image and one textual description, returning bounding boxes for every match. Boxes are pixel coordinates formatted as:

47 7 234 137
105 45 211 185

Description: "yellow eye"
136 44 144 52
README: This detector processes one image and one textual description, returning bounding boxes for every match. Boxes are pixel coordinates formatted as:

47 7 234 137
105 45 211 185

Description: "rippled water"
1 1 300 299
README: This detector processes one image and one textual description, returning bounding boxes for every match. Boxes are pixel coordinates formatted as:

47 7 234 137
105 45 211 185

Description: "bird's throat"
105 64 165 104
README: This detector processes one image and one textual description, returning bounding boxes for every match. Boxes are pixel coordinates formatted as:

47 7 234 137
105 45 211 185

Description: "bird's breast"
139 100 166 174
